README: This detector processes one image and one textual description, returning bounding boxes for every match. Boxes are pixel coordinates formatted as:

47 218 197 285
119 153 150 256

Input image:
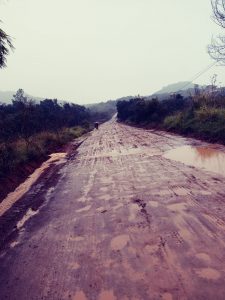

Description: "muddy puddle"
164 145 225 177
0 153 66 217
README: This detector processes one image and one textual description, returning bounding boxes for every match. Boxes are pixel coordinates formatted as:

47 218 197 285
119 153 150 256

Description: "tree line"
0 89 109 178
117 95 192 124
117 91 225 144
0 89 90 147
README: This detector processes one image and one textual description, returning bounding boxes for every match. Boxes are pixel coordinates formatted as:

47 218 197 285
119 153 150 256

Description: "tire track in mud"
0 118 225 300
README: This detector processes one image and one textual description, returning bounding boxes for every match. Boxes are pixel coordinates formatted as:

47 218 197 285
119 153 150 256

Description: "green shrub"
0 126 89 179
163 113 182 130
163 107 225 144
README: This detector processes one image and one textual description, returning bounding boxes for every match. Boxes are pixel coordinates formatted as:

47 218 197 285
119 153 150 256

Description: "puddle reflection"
164 145 225 177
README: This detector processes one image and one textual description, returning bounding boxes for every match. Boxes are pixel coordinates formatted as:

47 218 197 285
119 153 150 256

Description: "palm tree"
0 25 14 68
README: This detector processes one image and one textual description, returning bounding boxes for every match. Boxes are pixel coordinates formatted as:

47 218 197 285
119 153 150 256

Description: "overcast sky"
0 0 224 104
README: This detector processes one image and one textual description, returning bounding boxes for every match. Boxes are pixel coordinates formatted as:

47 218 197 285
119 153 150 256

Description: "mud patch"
144 244 159 254
68 262 80 270
73 290 87 300
113 203 123 210
98 290 116 300
110 234 130 251
149 201 159 208
122 260 145 281
0 161 65 251
17 208 39 230
133 199 151 226
10 240 20 249
69 236 84 242
76 205 92 213
98 194 111 201
195 268 221 280
129 203 139 221
167 202 187 213
0 153 66 217
172 187 189 196
162 292 173 300
195 253 211 263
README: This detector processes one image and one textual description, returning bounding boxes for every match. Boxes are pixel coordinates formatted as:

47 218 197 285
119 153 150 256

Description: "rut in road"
0 119 225 300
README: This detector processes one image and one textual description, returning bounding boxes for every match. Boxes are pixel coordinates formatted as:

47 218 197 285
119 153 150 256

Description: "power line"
179 60 218 91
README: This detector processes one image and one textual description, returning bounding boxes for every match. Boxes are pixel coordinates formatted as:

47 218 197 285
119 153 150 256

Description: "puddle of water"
110 234 130 251
0 153 66 217
17 208 39 229
164 145 225 177
195 267 220 280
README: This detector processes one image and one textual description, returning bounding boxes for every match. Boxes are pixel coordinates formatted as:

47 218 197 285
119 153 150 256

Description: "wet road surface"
1 119 225 300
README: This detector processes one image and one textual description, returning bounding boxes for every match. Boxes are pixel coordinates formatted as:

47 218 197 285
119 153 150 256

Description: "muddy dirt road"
0 119 225 300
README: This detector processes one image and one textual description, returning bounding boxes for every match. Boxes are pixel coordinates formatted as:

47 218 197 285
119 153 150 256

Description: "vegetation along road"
0 118 225 300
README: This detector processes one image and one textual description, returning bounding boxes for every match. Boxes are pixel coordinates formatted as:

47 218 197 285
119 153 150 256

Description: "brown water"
164 145 225 177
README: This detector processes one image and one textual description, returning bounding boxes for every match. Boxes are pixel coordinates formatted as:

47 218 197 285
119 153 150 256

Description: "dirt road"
1 119 225 300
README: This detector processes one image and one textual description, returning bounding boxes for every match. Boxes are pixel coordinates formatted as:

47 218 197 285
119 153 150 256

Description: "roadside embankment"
0 126 89 203
117 96 225 145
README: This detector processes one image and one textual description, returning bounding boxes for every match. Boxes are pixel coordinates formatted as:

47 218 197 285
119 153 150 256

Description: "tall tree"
208 0 225 64
0 24 14 68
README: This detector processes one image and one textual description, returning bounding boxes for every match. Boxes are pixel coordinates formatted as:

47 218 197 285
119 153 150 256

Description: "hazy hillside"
0 91 15 104
154 82 196 94
117 85 225 144
148 82 208 101
87 100 117 122
0 90 44 104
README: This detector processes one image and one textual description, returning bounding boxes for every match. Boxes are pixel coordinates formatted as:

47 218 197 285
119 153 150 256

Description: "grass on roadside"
163 107 225 144
0 126 88 178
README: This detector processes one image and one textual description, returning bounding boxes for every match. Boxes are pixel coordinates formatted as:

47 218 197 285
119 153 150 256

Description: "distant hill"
87 100 117 122
149 81 208 101
154 82 196 95
86 96 136 121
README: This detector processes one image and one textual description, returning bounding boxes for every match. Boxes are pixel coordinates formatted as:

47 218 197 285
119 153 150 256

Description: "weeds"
117 92 225 145
0 126 88 179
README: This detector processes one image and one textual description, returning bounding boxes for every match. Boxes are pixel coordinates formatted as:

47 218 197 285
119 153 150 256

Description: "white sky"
0 0 225 104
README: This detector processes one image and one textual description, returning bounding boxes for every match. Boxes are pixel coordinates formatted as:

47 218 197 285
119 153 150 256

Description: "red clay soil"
0 157 46 203
0 119 225 300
